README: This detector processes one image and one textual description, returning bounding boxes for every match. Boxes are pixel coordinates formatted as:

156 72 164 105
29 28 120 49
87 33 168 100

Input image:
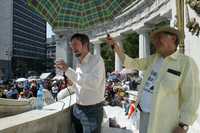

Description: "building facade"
46 35 56 72
0 0 46 80
46 35 56 60
0 0 13 81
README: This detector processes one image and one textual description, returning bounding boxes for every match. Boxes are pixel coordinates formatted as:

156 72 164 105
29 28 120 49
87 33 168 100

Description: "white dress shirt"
65 52 106 105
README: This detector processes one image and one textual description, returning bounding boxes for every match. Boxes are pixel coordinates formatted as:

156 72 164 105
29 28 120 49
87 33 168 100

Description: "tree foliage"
100 32 139 72
100 43 115 72
122 33 139 58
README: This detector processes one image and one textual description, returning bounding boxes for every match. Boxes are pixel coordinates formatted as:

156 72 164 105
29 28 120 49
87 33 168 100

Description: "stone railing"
0 94 76 133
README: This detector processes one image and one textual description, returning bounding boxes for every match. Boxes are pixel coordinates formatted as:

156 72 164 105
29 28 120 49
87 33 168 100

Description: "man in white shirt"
56 33 105 133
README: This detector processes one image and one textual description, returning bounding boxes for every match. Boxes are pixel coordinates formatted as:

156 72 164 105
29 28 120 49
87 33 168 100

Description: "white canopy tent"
39 73 51 80
16 78 27 82
52 75 64 80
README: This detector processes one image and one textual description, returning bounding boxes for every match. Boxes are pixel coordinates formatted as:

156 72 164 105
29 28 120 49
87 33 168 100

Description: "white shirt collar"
81 52 91 64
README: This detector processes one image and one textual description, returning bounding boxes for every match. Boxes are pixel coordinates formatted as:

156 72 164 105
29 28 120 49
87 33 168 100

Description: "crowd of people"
105 69 141 107
0 68 140 107
0 77 72 102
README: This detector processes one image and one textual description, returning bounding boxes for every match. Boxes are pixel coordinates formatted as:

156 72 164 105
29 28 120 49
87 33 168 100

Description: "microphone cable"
62 73 72 111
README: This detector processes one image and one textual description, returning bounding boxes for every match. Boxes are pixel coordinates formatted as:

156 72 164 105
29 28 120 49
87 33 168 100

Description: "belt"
76 102 103 108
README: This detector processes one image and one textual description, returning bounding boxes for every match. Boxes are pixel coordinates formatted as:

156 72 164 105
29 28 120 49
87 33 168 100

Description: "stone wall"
0 94 76 133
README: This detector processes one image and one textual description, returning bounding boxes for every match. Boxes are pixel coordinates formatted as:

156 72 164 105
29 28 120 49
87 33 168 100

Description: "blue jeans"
71 103 103 133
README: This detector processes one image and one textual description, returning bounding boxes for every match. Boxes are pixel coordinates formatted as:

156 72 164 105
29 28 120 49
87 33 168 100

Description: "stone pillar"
170 0 177 27
93 43 101 57
139 32 150 58
184 5 200 74
114 36 123 72
55 34 73 67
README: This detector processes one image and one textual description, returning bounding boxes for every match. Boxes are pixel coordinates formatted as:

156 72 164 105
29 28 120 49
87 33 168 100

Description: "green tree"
100 43 115 72
122 33 139 58
100 32 139 73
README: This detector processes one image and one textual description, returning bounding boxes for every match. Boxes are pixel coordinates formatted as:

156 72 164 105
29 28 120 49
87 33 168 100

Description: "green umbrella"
28 0 136 31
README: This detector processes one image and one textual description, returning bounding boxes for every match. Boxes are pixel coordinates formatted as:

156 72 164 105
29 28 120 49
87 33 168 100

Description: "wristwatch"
179 123 189 131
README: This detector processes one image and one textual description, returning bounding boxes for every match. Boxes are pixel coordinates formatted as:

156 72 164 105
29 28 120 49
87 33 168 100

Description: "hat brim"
128 96 137 101
150 27 180 44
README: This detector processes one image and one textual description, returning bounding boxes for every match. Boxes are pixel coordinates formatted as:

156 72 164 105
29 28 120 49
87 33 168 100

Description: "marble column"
93 43 101 57
55 34 73 67
114 36 123 72
139 32 150 58
170 0 177 28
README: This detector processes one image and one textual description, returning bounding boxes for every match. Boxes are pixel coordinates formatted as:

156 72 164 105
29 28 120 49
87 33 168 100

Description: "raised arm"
106 35 125 63
106 35 154 71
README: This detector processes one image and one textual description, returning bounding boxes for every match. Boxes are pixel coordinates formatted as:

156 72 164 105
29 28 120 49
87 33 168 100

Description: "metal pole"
176 0 185 54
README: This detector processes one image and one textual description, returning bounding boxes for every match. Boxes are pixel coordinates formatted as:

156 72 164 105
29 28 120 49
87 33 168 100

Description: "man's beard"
75 53 81 57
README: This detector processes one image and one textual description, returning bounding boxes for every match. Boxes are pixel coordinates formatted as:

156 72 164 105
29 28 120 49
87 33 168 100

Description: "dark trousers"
139 112 150 133
71 102 103 133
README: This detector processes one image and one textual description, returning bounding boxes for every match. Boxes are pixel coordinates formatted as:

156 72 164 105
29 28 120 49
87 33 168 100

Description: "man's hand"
55 59 69 72
105 34 125 62
105 35 117 47
173 126 187 133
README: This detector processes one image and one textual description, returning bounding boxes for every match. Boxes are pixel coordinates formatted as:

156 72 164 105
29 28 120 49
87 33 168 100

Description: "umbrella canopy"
52 75 64 80
16 78 27 82
40 72 51 80
28 76 39 81
28 0 136 30
120 68 137 74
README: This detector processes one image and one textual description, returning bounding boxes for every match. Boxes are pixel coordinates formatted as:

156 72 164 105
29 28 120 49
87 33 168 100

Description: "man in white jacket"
106 27 200 133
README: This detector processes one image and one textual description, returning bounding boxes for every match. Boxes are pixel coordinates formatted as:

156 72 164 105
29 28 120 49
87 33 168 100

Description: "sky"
46 23 55 38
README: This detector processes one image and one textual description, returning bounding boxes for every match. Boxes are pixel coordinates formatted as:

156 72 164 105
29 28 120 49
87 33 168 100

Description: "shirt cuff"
179 112 198 126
